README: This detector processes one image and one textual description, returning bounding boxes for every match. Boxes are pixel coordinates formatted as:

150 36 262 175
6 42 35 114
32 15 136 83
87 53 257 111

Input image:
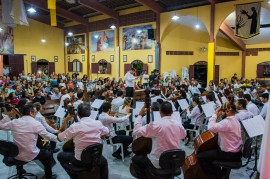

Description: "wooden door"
31 62 38 74
257 65 264 78
214 65 220 85
189 65 194 80
48 62 55 75
9 55 24 77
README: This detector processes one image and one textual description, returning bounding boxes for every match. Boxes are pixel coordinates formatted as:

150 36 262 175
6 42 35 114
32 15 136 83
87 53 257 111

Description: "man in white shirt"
142 70 149 89
57 103 109 179
99 102 132 159
132 102 186 178
260 93 269 119
243 94 260 116
73 91 84 110
2 66 9 76
59 88 74 108
111 91 125 112
235 99 254 121
50 88 61 100
151 90 163 103
261 84 269 94
0 105 58 179
125 68 138 97
76 77 84 90
198 103 242 177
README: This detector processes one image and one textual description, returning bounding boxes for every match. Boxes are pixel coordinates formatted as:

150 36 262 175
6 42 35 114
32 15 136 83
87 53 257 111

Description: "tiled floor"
0 130 255 179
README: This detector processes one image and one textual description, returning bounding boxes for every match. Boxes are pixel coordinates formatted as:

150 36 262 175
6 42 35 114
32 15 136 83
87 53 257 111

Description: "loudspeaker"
147 29 155 40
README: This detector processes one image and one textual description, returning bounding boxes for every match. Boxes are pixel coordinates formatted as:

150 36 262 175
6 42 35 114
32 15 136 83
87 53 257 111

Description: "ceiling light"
27 7 36 13
68 32 73 36
268 0 270 4
136 30 142 34
195 24 200 29
0 28 3 32
41 39 46 43
65 42 69 46
94 35 98 39
171 15 180 20
110 25 116 29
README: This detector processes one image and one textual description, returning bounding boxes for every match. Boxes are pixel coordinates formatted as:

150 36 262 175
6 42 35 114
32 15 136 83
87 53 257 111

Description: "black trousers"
57 152 108 179
197 148 242 175
34 149 54 179
111 130 133 155
126 87 134 97
132 155 155 179
183 120 198 138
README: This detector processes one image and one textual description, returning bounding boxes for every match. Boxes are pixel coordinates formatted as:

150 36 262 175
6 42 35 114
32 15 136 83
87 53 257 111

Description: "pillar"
207 0 215 83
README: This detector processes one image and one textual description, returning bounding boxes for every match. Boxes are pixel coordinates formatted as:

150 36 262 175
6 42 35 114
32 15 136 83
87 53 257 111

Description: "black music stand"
241 115 265 179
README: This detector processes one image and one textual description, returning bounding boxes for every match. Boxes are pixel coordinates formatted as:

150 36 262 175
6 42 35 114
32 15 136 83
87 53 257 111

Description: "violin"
182 131 218 179
129 89 152 177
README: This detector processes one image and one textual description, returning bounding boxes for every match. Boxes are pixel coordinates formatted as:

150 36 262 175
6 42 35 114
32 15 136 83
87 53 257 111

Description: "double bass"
129 89 152 177
182 130 218 179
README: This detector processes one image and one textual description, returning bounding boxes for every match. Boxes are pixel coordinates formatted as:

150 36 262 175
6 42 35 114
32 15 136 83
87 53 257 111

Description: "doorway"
194 61 207 87
37 59 49 74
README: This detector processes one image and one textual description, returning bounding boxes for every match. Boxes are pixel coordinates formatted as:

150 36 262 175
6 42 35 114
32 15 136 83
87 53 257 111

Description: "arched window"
131 60 144 76
257 61 270 77
98 59 108 74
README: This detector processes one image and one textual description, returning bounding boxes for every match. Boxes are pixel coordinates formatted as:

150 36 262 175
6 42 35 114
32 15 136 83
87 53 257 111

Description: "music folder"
177 99 189 110
201 102 215 118
91 99 104 109
241 115 265 138
54 107 66 118
152 111 182 124
90 110 99 120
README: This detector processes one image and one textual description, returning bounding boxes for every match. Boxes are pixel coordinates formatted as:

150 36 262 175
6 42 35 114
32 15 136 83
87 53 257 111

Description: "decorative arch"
72 59 82 72
131 60 144 76
37 59 49 63
194 61 207 66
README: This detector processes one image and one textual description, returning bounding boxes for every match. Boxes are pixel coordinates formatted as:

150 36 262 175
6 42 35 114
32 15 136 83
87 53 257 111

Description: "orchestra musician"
183 96 204 145
197 102 242 177
111 91 125 112
259 93 269 119
59 88 74 108
57 102 109 179
151 90 163 103
99 102 132 159
132 102 186 178
0 104 58 179
73 91 83 110
33 102 59 153
243 94 260 116
235 99 254 121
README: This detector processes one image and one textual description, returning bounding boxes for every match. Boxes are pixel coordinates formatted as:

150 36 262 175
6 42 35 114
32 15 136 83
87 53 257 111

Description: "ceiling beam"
220 22 246 51
166 1 209 11
24 0 89 25
135 0 165 13
68 5 84 11
79 0 119 20
28 14 64 29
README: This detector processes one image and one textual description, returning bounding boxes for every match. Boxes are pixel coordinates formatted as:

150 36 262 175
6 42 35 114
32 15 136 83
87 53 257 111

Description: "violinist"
99 102 132 159
132 102 186 178
73 91 83 110
33 102 59 153
259 93 269 119
235 99 254 121
0 105 58 179
197 102 242 176
57 103 109 179
183 96 204 145
151 90 163 103
243 94 260 116
111 91 125 112
59 88 74 108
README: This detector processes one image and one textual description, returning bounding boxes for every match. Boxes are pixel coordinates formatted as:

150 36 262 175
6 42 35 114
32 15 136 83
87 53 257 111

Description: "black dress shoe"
112 152 122 160
184 137 190 146
42 174 57 179
124 150 132 157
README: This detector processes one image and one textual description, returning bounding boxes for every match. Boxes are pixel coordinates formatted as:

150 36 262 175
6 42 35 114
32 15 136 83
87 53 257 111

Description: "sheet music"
168 101 176 111
221 96 228 103
54 107 66 118
91 99 104 109
241 115 265 138
177 99 189 110
90 110 99 120
153 111 182 124
132 109 140 122
201 103 216 118
135 101 145 110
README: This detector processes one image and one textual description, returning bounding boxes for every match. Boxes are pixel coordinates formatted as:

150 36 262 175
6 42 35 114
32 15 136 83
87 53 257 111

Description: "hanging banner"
235 2 261 39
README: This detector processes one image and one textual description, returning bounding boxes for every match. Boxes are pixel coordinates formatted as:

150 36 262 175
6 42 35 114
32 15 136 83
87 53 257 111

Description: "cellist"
132 102 186 178
197 102 242 176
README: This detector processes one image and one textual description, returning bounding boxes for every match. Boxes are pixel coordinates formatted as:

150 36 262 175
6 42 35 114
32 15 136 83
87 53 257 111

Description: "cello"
182 130 218 179
129 89 152 177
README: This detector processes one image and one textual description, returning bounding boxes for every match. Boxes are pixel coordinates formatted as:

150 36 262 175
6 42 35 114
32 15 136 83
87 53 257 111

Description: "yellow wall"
245 43 270 79
14 19 64 74
215 36 242 80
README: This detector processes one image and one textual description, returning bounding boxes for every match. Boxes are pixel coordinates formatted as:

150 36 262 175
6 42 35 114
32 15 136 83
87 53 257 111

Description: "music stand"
91 99 104 110
241 115 265 179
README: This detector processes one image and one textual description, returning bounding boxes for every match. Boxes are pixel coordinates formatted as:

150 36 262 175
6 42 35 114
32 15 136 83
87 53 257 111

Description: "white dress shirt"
73 100 83 110
77 81 84 90
143 74 149 84
151 95 163 103
0 116 57 162
60 94 71 107
134 115 186 168
246 102 260 116
111 97 125 112
58 117 109 160
125 72 136 88
208 114 242 153
50 93 61 100
98 112 129 137
186 106 204 126
35 112 58 134
260 102 269 119
235 109 254 121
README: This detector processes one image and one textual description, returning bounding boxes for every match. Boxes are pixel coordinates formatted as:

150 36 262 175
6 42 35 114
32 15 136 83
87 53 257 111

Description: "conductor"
125 68 139 97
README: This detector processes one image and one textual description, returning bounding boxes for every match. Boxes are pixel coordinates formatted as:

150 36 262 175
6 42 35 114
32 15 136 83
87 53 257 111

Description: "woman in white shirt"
183 96 204 145
119 97 132 114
